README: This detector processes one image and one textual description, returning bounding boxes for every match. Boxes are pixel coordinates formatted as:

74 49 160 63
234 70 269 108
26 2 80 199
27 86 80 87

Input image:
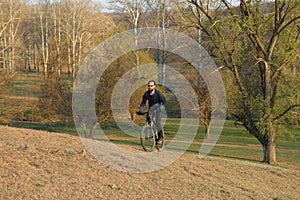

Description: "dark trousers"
147 107 162 137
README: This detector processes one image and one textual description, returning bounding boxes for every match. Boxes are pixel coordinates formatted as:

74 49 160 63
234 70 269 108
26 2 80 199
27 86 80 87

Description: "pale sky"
92 0 112 12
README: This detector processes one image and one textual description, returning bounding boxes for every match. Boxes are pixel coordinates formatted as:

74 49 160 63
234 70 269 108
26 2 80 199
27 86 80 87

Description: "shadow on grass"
184 144 264 164
207 153 263 163
9 121 78 135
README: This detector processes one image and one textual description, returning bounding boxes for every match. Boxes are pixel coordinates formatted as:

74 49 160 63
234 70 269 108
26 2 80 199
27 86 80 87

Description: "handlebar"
136 111 148 115
137 103 165 115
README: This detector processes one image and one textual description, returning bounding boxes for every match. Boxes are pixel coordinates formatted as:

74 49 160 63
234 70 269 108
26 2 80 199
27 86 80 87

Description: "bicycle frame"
137 110 164 151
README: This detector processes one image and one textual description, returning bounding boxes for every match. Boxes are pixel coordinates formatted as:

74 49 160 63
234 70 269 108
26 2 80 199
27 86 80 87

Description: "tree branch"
278 15 300 35
273 104 300 121
240 0 267 56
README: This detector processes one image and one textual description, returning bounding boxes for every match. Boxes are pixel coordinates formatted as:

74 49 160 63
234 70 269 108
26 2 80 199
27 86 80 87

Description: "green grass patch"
208 146 263 162
12 73 42 96
217 135 260 145
276 140 300 150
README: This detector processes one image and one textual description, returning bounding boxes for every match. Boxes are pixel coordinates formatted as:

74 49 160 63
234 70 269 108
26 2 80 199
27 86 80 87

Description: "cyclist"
138 80 166 144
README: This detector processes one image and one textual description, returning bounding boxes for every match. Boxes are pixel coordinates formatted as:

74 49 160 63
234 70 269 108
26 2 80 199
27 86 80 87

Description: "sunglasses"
148 84 155 87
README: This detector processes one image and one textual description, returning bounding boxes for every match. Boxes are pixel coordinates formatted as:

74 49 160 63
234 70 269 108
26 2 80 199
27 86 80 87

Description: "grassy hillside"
2 71 300 169
9 118 300 169
1 125 299 199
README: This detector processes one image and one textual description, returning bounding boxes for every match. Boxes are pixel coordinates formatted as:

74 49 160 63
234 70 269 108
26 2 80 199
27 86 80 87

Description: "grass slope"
1 125 299 199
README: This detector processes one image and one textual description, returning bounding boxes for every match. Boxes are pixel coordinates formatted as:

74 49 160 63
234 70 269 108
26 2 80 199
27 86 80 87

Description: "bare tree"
172 0 214 138
183 0 300 164
0 0 23 76
110 0 150 80
52 0 63 77
38 0 50 79
20 0 115 121
146 0 172 86
62 0 108 83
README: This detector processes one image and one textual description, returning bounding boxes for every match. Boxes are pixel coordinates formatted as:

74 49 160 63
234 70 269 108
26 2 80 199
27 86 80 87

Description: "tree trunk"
39 1 49 79
71 6 77 84
68 46 71 80
204 122 211 140
265 128 276 164
161 0 166 86
244 116 277 164
261 118 276 164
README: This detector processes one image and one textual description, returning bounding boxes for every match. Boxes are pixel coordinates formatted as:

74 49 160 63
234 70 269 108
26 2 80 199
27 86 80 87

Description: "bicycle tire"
140 124 156 152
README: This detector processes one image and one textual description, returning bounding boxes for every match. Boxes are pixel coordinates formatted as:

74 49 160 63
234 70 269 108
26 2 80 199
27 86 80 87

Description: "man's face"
148 82 156 91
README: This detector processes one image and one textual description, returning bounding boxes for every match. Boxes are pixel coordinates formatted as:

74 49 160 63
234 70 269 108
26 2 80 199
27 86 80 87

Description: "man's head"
148 80 156 92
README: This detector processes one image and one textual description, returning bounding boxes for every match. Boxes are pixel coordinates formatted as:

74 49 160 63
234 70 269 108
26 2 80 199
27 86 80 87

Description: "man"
138 80 166 144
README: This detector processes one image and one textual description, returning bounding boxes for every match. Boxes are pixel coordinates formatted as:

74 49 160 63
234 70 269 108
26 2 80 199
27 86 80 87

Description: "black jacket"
139 90 166 111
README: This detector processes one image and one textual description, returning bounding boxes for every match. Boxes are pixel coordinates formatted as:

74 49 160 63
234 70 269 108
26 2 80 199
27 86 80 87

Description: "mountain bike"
136 111 164 152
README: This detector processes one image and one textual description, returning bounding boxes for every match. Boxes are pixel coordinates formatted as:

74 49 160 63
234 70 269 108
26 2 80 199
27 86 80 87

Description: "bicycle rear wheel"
140 124 156 152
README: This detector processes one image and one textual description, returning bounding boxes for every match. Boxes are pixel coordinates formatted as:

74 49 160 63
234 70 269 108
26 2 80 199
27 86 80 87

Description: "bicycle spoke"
140 125 155 151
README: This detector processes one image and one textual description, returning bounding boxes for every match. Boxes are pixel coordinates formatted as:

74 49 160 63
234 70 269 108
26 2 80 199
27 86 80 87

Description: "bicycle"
136 111 165 152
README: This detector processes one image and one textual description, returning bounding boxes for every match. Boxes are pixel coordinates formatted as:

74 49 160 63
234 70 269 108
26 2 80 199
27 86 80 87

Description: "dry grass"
1 125 299 199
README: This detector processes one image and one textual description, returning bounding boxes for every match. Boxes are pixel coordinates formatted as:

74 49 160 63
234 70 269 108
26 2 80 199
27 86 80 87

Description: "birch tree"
110 0 150 80
62 0 98 83
52 0 63 77
0 0 23 76
146 0 171 85
38 0 50 78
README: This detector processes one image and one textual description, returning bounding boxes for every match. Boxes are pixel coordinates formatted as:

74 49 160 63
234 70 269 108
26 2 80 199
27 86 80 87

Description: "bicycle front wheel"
140 124 156 152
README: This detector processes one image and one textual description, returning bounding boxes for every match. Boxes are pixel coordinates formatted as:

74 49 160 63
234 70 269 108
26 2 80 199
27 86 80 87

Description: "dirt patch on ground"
1 125 299 199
